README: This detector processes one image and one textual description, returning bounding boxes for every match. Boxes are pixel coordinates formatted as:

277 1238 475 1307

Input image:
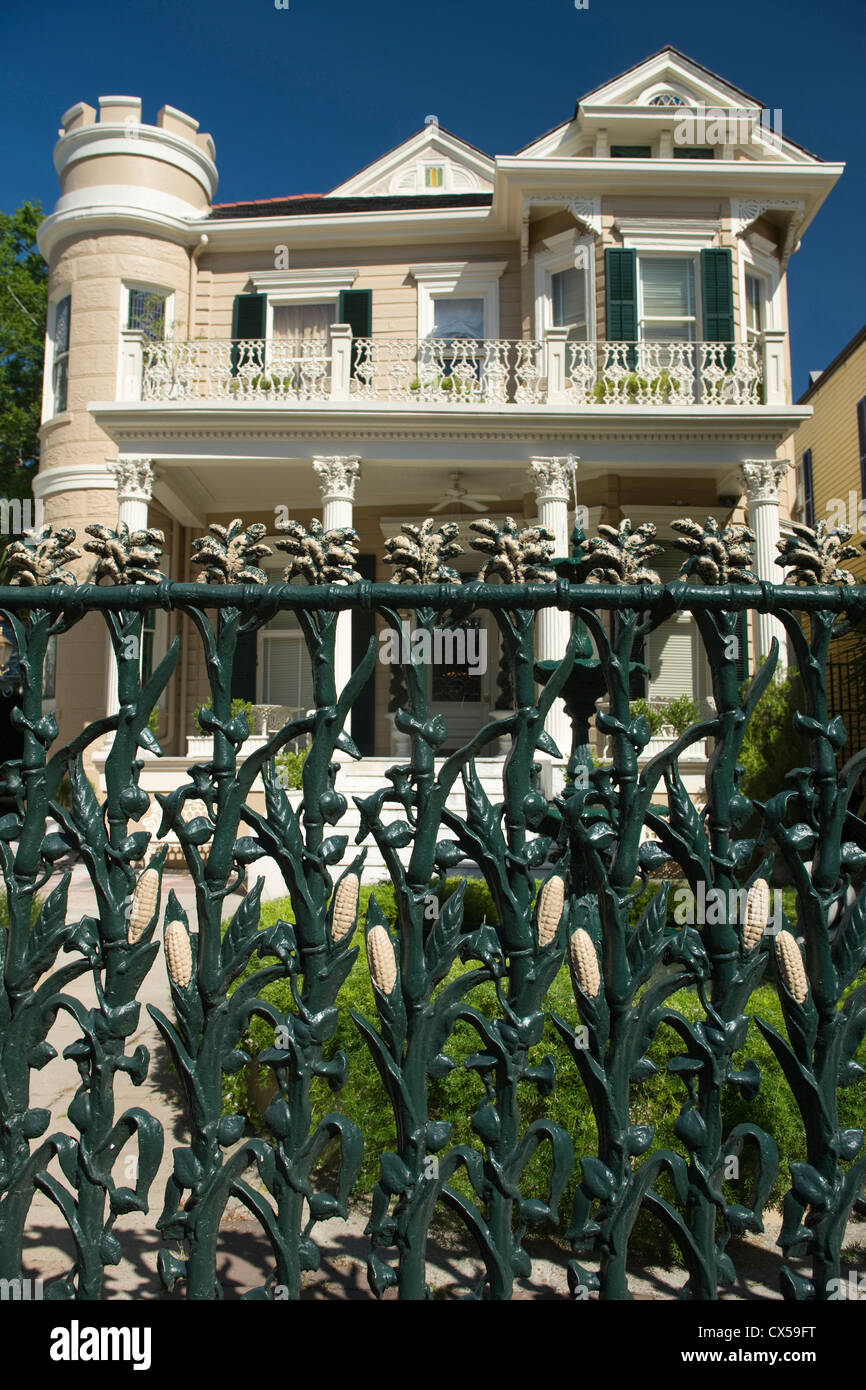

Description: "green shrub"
737 668 809 806
274 745 310 790
629 699 664 737
662 694 699 736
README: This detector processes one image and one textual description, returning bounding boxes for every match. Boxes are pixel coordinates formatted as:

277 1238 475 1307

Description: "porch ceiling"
150 453 768 526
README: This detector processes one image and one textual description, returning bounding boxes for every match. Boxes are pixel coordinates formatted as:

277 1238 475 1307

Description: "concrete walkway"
16 861 866 1300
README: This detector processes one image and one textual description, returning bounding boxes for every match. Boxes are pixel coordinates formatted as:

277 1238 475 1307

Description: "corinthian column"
313 456 361 734
105 457 155 721
109 456 155 533
740 459 790 670
531 456 573 759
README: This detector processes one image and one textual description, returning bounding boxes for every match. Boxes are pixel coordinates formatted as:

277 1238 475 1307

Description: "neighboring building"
792 325 866 754
34 46 841 805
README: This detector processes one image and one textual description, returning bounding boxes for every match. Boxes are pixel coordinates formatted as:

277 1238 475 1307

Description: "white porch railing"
142 337 331 402
137 326 778 407
564 340 762 406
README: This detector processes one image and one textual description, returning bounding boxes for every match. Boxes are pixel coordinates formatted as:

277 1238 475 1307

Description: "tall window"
744 272 763 343
551 267 588 341
638 257 698 341
797 449 815 527
52 295 71 414
857 397 866 498
127 289 167 342
424 166 445 189
259 611 314 712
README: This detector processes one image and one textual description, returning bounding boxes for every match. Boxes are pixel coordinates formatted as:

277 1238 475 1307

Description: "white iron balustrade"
141 336 763 406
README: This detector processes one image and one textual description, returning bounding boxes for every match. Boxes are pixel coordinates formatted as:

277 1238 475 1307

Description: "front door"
427 614 491 752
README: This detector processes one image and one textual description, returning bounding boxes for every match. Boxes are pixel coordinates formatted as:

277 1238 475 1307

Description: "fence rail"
0 512 865 1301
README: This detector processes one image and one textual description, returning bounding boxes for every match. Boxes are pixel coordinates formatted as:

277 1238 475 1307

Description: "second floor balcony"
129 324 788 412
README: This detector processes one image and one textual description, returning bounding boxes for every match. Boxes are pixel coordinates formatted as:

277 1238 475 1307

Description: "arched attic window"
649 91 687 107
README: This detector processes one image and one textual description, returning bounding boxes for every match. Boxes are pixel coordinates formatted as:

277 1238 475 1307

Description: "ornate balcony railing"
566 339 762 406
137 329 773 408
2 513 860 1302
142 337 331 403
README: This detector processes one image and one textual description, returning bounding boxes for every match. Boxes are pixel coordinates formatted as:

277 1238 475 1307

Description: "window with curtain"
52 295 71 414
639 257 697 342
272 303 336 341
551 267 588 341
431 297 484 343
259 611 314 712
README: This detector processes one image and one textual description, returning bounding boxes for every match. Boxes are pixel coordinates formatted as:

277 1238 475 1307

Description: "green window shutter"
700 249 734 368
338 289 372 378
338 289 372 337
230 293 266 376
605 248 637 370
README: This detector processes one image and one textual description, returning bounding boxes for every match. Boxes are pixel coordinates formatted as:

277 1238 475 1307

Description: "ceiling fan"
430 472 501 514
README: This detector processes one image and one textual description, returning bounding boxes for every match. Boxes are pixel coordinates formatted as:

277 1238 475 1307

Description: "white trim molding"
615 217 720 251
33 463 116 500
250 268 359 301
525 195 602 238
730 198 806 266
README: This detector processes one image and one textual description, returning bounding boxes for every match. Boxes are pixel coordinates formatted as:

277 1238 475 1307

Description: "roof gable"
329 122 494 197
516 47 817 165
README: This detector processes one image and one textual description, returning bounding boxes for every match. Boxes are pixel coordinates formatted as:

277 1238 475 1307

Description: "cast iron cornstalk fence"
0 514 864 1301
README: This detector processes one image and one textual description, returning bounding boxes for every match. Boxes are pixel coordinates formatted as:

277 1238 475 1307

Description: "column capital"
108 457 155 506
313 455 361 502
739 459 789 504
530 456 574 505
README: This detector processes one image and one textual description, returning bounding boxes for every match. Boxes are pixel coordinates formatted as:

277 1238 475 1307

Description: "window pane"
272 303 336 340
53 358 68 413
128 289 166 342
552 267 587 340
641 258 695 318
262 634 313 710
55 296 71 353
432 297 484 341
642 322 694 342
425 166 444 188
745 274 762 333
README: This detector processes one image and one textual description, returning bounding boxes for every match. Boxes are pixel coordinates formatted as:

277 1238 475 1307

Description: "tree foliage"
737 667 809 805
0 201 47 491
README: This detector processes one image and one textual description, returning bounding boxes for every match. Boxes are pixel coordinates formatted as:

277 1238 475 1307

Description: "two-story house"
34 46 841 810
792 325 866 756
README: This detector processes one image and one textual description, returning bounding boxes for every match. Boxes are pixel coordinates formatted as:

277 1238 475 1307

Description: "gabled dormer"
516 46 812 164
329 118 494 197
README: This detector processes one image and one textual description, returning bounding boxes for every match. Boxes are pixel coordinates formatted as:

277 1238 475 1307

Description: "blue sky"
2 0 863 393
